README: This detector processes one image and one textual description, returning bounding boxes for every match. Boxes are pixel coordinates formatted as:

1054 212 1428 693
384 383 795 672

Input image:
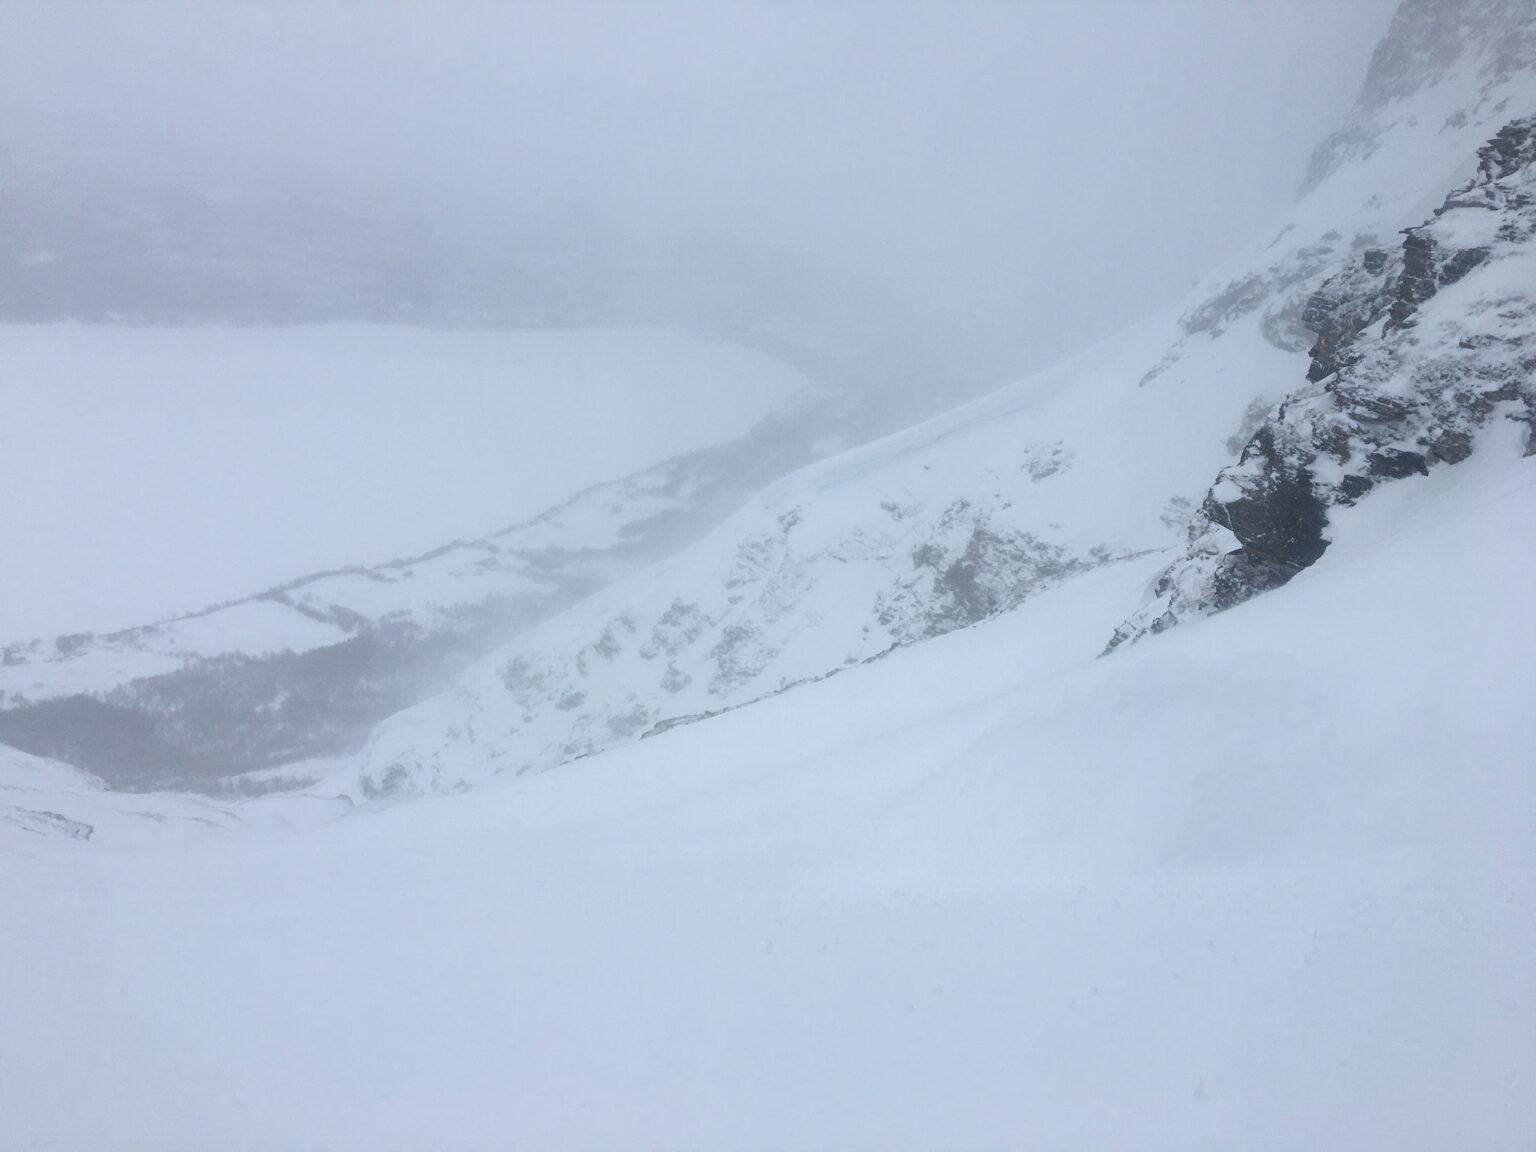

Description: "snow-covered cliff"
1109 115 1536 649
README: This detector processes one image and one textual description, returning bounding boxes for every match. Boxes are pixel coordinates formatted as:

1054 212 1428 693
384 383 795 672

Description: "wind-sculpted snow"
1109 116 1536 651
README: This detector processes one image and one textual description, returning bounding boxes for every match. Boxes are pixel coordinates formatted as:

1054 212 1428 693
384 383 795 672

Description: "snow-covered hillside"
0 327 831 789
318 7 1536 802
3 411 1532 1150
3 0 1530 802
0 323 815 638
1111 114 1536 647
3 3 1534 1145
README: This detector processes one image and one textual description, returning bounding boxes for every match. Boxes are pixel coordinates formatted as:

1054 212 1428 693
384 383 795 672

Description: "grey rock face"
1302 252 1402 383
1109 117 1536 652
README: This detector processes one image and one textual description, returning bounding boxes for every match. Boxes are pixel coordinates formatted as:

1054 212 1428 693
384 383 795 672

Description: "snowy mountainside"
1304 0 1534 190
1109 115 1536 647
3 409 1532 1148
0 332 830 791
2 0 1532 804
325 17 1536 801
4 8 1535 1140
333 314 1280 798
1150 0 1535 392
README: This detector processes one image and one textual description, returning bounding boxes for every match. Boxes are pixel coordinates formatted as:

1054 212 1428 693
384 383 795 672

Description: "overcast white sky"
2 1 1397 364
0 1 1404 638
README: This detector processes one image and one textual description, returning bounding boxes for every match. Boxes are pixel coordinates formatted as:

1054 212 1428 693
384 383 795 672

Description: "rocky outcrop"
1300 249 1402 382
1108 117 1536 652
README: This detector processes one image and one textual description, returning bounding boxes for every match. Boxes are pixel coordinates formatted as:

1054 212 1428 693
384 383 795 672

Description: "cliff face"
1108 117 1536 651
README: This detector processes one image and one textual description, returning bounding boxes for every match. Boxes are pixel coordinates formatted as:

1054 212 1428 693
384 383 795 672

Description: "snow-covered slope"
0 744 342 850
320 8 1536 801
331 312 1266 797
0 328 833 789
3 0 1530 800
3 416 1531 1150
3 6 1533 1144
1110 115 1536 648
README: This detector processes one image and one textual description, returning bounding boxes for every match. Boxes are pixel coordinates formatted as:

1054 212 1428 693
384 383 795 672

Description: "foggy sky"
3 1 1397 380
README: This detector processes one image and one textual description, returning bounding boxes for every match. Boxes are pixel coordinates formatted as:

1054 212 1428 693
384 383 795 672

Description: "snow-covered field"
3 428 1531 1151
0 324 813 637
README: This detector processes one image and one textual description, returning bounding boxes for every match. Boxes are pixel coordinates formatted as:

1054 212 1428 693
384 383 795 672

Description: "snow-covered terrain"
0 323 814 638
5 0 1530 799
1111 114 1536 648
310 7 1536 802
3 421 1532 1149
0 326 828 789
3 3 1534 1146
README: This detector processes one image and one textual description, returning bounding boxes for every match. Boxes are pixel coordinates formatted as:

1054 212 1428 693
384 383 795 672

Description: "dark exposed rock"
1338 474 1376 503
1303 252 1400 382
1209 549 1302 613
1205 435 1332 573
1476 115 1536 181
1182 273 1271 337
1392 231 1491 328
1365 448 1430 480
1109 115 1536 654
